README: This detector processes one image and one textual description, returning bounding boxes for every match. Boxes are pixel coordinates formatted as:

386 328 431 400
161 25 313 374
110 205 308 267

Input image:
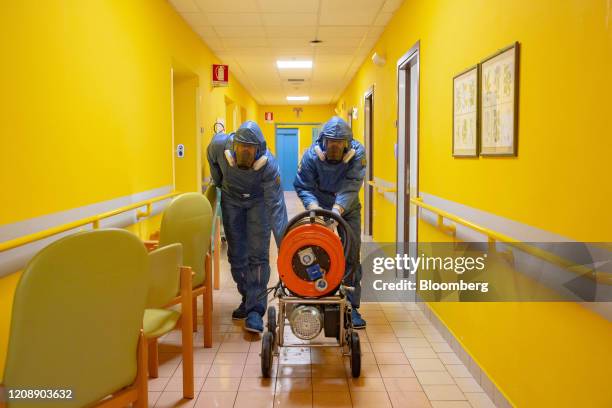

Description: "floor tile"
437 353 462 365
312 391 352 408
454 377 484 393
378 364 415 378
201 377 241 392
415 371 455 385
350 391 392 408
165 377 205 392
243 363 278 378
430 402 471 408
213 352 247 365
238 377 275 393
429 342 453 353
347 376 386 391
422 385 466 401
445 365 472 378
382 377 422 392
276 377 313 393
194 391 237 408
387 391 432 408
464 392 496 408
154 391 197 408
370 342 404 353
311 377 348 392
312 364 346 378
278 364 312 378
234 391 275 408
149 376 171 392
273 392 312 408
207 364 245 378
408 359 446 372
374 352 410 365
403 347 438 359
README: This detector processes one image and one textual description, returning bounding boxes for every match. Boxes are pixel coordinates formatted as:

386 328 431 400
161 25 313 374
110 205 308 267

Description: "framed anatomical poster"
453 65 479 157
480 42 519 156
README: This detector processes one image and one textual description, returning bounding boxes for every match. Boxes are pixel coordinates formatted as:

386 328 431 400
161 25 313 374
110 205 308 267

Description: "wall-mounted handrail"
0 192 181 253
367 180 397 194
410 197 611 285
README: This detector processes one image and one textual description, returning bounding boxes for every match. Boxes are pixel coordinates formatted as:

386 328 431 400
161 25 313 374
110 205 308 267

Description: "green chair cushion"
143 308 181 339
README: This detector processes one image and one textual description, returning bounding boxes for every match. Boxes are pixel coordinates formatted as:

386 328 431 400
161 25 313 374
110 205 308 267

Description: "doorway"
275 128 299 191
363 88 374 237
171 68 200 193
396 42 420 248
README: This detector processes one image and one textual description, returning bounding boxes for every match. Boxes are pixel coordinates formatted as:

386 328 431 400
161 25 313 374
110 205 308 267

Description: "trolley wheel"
349 331 361 378
267 306 277 336
261 332 273 378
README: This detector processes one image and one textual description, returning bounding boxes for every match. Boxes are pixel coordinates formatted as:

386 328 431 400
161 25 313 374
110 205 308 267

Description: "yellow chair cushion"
143 308 181 339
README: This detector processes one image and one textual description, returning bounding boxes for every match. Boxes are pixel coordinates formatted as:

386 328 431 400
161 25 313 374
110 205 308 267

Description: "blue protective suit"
293 117 366 308
207 121 288 316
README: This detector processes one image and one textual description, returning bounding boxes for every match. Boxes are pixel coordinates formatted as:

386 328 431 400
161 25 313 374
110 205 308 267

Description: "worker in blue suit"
207 121 288 333
293 116 367 328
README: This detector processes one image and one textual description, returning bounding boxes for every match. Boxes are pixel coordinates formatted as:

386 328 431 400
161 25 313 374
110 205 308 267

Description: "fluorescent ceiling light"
277 60 312 69
287 96 309 101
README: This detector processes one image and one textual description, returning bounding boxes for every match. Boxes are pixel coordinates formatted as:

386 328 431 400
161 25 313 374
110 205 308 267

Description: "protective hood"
224 121 269 170
316 116 353 148
314 116 355 164
234 120 267 156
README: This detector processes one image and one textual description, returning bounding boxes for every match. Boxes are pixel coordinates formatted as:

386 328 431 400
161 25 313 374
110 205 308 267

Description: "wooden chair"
204 185 222 291
0 229 149 408
144 243 194 399
144 192 213 347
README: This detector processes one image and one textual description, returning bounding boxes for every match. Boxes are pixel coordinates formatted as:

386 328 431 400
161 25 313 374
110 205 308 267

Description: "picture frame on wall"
453 65 479 157
479 42 520 156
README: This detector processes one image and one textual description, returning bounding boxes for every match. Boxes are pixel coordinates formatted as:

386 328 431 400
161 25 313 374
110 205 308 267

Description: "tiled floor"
148 193 496 408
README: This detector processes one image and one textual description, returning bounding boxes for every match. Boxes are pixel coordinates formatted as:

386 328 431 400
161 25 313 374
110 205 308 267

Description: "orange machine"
277 222 345 298
262 209 361 379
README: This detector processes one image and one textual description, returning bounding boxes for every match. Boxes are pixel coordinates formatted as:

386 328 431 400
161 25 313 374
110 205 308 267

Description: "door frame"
274 126 300 192
396 41 420 246
363 86 375 237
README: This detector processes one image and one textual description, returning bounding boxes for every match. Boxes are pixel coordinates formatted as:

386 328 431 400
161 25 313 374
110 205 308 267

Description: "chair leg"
133 331 149 408
147 338 159 378
0 385 6 408
204 253 213 348
180 267 195 399
213 217 221 290
192 297 198 333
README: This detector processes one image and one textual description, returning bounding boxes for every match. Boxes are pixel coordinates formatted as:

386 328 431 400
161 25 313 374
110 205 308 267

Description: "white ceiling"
168 0 403 105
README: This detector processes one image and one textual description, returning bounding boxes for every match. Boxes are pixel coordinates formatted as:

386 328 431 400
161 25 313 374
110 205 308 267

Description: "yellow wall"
0 0 259 377
0 0 258 227
258 105 336 154
338 0 611 243
337 0 612 406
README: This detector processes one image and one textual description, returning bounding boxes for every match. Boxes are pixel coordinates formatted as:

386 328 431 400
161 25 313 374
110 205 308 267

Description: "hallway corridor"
149 193 495 408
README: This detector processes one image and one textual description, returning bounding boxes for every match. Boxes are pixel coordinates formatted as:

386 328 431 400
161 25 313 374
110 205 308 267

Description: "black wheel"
267 306 277 336
349 331 361 378
261 332 273 378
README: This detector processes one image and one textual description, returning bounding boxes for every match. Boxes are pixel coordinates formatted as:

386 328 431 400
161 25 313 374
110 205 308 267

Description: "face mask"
325 139 346 163
234 143 257 169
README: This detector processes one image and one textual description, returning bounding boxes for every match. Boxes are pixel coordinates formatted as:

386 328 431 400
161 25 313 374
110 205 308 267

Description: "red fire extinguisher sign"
212 64 229 87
